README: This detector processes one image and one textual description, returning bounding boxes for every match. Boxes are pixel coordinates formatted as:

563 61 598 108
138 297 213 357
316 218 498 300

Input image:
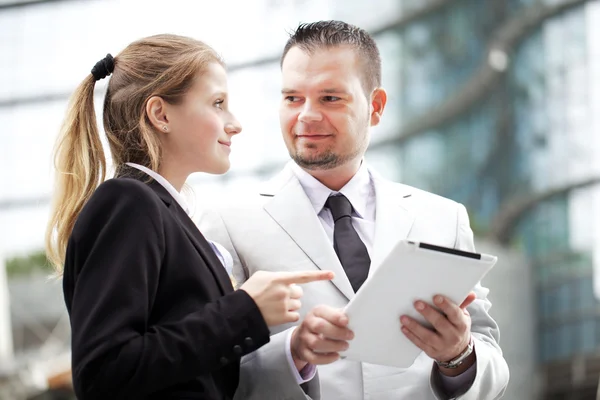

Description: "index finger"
276 270 335 285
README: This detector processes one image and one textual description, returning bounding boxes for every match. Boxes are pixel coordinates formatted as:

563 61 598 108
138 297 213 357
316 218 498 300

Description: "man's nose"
298 100 323 123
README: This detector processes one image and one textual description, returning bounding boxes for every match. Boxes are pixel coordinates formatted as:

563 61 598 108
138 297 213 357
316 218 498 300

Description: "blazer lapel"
261 167 355 300
370 173 416 274
171 199 232 295
117 166 231 295
157 182 231 295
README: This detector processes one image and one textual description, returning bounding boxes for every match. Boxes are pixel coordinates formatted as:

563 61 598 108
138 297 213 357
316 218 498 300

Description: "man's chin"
291 154 339 171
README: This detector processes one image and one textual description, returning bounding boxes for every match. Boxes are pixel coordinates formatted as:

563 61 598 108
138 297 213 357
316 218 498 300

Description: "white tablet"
340 240 497 368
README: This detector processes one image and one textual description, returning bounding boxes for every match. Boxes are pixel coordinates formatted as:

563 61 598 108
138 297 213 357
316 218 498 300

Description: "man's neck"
302 159 362 191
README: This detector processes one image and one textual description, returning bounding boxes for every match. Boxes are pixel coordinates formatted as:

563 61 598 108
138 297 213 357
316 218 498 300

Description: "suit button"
244 337 254 348
220 356 229 366
233 345 242 356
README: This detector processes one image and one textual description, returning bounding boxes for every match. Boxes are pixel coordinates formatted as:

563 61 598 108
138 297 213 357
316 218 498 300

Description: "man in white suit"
199 20 509 399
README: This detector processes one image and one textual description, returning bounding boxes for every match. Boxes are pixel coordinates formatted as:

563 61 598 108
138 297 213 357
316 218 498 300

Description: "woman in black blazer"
44 34 332 400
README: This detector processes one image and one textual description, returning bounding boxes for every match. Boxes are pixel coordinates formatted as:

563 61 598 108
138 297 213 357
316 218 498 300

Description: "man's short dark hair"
281 20 382 94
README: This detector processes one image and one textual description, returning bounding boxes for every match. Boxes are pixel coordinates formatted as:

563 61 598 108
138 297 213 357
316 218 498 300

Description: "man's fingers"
306 316 354 341
400 315 442 349
296 331 347 365
277 270 335 285
312 305 349 327
414 300 454 334
305 335 349 353
432 295 471 327
459 292 477 309
401 325 436 355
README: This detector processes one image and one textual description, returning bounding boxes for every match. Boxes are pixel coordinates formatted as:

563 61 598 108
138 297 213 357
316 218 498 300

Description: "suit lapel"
171 200 232 295
370 174 416 274
261 167 355 300
117 166 231 296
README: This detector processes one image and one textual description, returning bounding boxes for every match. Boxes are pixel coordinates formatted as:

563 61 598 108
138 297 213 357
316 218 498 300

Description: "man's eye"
323 96 341 102
214 99 224 109
285 96 300 102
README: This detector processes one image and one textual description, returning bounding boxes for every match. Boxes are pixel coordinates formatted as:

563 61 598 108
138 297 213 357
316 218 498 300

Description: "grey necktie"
325 194 371 292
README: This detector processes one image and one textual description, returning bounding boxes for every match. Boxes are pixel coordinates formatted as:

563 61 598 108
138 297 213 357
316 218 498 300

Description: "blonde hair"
45 34 223 275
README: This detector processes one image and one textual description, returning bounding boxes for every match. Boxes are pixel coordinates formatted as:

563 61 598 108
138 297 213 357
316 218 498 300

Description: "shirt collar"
125 162 190 215
290 161 371 218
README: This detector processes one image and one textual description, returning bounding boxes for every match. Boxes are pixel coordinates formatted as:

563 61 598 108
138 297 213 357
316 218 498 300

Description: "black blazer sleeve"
64 179 269 399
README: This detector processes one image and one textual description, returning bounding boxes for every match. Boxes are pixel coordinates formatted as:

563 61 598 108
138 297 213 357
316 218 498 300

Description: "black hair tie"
91 53 115 81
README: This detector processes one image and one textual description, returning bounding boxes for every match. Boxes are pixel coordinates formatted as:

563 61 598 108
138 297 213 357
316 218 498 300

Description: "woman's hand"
240 270 334 326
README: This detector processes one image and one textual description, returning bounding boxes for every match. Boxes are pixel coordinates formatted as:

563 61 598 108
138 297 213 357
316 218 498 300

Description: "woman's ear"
146 96 170 133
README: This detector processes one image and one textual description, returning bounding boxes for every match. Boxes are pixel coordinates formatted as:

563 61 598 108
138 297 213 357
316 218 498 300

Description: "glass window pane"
580 320 596 353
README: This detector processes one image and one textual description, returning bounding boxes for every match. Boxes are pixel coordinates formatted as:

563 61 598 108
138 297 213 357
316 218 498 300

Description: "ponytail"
45 75 106 275
45 39 224 275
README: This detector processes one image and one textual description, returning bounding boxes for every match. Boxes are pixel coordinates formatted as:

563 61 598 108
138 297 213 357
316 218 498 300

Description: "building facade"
371 1 600 399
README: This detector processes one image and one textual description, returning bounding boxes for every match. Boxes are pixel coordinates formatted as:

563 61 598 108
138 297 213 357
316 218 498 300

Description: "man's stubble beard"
289 113 371 171
290 139 363 171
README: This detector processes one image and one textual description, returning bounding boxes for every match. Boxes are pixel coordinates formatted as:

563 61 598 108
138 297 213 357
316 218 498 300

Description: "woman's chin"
207 160 231 175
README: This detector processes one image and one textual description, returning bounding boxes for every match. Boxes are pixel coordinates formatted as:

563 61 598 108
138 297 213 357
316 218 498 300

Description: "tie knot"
325 195 353 221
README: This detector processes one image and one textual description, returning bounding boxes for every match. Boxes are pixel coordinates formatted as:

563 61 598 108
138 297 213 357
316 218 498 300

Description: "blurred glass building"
366 1 600 399
1 0 599 399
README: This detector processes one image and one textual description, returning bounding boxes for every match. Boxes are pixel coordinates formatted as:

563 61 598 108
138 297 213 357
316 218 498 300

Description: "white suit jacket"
198 163 509 400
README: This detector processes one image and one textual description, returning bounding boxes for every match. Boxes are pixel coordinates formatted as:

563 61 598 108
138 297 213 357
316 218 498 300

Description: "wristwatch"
435 336 474 369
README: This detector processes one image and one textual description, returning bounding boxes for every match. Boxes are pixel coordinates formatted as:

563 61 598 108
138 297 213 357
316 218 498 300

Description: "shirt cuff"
285 327 317 384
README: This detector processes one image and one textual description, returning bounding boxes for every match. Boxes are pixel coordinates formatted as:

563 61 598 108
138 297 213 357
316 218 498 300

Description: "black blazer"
62 170 270 400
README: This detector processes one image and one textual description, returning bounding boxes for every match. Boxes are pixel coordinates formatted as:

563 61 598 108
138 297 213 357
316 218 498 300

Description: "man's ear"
369 88 387 127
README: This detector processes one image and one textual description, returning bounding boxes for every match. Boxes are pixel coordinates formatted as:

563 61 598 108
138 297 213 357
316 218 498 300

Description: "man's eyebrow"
320 88 349 94
280 88 350 95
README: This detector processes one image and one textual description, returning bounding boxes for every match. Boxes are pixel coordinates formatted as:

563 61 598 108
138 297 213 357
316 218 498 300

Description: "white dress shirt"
290 162 376 254
290 161 476 394
125 163 233 275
